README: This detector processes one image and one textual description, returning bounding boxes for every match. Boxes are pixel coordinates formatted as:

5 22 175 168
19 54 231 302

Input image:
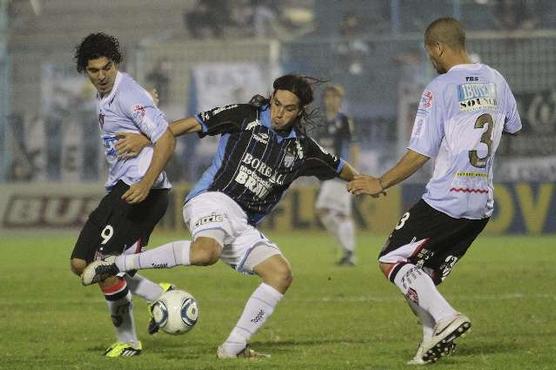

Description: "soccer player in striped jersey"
348 18 521 365
82 74 359 358
70 33 176 357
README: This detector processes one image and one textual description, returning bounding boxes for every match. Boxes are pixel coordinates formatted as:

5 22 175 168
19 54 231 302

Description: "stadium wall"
0 182 554 235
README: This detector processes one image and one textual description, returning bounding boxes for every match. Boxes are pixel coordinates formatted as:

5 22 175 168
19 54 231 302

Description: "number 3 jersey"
187 103 346 225
97 72 171 190
409 63 522 219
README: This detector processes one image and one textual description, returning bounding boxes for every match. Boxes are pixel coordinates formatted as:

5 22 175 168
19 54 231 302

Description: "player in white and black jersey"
81 74 359 358
348 18 521 365
69 33 176 357
314 85 359 266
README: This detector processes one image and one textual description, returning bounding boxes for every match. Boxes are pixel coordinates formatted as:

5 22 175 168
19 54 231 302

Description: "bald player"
348 18 521 365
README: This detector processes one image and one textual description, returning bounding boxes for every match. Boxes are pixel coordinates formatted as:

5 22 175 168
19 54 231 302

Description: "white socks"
115 241 191 272
222 283 283 354
126 273 164 302
394 264 456 323
337 219 355 254
405 296 435 341
102 279 137 344
319 211 356 256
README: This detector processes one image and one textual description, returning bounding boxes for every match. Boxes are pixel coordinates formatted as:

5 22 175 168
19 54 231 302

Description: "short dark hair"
74 33 122 73
425 17 466 51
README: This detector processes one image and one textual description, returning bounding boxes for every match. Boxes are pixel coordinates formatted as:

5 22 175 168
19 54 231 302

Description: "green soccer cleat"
104 341 142 357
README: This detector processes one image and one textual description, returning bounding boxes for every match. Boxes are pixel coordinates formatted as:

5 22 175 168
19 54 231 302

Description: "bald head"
425 17 466 51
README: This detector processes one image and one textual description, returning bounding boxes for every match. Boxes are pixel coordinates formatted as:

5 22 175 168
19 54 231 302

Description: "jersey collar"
97 71 123 103
448 63 482 72
260 105 297 139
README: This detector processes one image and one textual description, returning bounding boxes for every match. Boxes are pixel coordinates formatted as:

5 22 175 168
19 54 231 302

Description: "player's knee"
258 257 293 292
190 237 221 266
274 263 294 289
378 262 393 279
70 258 87 276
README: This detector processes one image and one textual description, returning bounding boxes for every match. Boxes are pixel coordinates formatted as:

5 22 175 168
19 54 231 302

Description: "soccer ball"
151 289 199 335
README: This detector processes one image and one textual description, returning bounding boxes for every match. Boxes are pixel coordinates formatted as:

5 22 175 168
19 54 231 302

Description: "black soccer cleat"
80 256 120 285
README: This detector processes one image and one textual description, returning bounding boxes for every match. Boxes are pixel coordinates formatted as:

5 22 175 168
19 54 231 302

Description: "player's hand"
122 180 151 204
116 132 151 158
347 175 387 198
149 88 160 106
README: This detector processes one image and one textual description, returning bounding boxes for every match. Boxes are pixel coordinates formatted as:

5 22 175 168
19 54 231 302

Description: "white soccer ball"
151 289 199 335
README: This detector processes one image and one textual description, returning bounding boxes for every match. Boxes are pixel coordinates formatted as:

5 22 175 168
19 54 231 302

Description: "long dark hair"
250 74 325 134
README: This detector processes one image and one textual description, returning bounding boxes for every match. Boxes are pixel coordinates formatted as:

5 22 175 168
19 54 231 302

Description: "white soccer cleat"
421 313 471 363
80 256 119 286
217 345 270 359
407 340 456 365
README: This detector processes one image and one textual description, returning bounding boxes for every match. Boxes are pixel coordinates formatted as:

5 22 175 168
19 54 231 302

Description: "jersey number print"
468 113 493 168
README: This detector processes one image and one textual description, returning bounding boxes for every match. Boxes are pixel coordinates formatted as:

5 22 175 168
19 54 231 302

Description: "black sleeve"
300 137 345 180
196 104 256 137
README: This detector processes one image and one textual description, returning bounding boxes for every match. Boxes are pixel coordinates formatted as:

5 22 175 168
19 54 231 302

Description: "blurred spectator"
493 0 538 31
251 0 278 38
184 0 232 39
146 59 171 105
335 13 369 75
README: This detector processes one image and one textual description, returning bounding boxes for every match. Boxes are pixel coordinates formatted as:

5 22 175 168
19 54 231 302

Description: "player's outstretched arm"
116 116 203 158
347 149 429 197
169 116 202 137
122 129 176 204
338 161 359 182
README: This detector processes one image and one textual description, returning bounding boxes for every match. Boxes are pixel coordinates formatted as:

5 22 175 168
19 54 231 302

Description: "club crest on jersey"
132 104 146 117
283 152 295 168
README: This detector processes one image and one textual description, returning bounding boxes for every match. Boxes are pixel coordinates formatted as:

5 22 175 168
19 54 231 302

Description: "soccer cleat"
407 341 456 365
80 256 120 286
336 253 355 266
147 282 176 335
104 341 142 357
421 313 471 363
217 345 271 359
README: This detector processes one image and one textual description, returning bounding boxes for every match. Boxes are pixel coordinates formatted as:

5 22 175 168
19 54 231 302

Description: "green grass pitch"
1 231 555 369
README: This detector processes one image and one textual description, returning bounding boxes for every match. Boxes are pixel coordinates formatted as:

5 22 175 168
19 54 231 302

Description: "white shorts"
183 192 282 274
315 178 352 215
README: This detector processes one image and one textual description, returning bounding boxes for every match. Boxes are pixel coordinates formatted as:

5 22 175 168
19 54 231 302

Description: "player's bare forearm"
169 117 202 137
350 144 360 168
338 161 359 182
122 129 175 204
379 149 429 190
347 150 428 197
143 129 175 186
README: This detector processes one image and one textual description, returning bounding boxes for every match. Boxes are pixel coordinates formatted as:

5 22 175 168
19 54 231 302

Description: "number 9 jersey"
408 63 522 219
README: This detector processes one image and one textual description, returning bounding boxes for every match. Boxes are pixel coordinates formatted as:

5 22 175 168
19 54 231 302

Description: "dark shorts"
378 199 489 284
71 181 169 262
